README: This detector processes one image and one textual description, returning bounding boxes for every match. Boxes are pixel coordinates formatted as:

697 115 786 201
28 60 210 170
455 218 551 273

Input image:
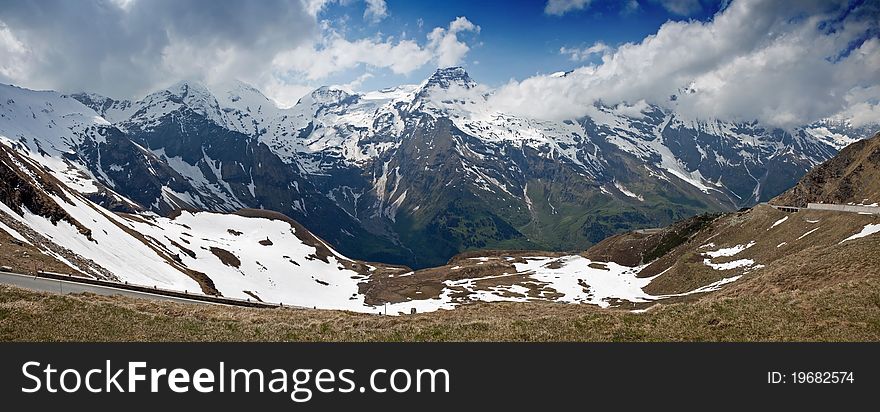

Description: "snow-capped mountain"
0 132 414 311
2 68 875 269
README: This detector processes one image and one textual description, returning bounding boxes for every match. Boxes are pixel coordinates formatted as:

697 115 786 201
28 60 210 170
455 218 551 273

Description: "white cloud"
364 0 388 23
560 42 611 61
304 0 332 17
339 72 375 92
0 1 480 109
653 0 703 15
427 17 481 68
272 16 479 81
261 78 316 109
836 101 880 128
492 0 880 128
0 22 30 82
266 16 480 105
612 100 650 119
273 34 433 81
0 0 319 98
831 85 880 128
544 0 592 16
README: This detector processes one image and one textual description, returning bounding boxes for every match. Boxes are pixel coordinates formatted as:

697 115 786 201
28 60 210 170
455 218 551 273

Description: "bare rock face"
773 132 880 207
0 145 90 237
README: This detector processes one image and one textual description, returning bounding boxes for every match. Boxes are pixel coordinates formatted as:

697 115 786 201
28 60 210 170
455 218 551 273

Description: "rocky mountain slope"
773 132 880 207
1 69 876 272
48 68 873 267
0 138 415 311
0 121 878 314
0 132 739 314
354 135 880 313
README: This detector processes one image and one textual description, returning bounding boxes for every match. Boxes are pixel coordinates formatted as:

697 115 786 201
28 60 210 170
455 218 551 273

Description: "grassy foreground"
1 280 879 342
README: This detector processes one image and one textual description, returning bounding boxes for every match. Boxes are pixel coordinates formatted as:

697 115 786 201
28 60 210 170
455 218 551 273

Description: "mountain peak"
433 66 468 76
209 79 277 110
162 80 213 100
298 86 358 108
411 67 481 109
134 80 217 109
423 67 475 90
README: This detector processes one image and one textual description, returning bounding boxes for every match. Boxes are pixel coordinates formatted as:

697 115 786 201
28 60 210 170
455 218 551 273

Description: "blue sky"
316 0 725 90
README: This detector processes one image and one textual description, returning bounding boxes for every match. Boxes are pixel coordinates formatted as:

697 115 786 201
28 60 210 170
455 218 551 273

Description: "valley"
4 67 873 270
0 73 878 320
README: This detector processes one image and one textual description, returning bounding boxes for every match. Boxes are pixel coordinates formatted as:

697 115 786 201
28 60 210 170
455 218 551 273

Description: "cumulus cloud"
0 0 479 107
612 100 651 119
427 17 481 68
364 0 388 23
273 34 433 81
832 85 880 128
492 0 880 128
261 79 318 109
544 0 592 16
0 22 29 81
339 72 375 92
560 42 611 61
271 16 479 85
0 0 318 99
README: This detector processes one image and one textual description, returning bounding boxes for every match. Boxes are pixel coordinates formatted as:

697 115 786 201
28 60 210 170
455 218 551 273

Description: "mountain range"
2 67 874 269
0 67 878 313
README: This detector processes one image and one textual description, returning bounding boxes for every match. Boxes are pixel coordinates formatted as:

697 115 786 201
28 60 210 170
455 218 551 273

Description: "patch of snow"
614 181 644 201
92 115 111 126
704 241 755 258
796 227 820 240
703 258 755 271
124 210 393 312
0 219 30 244
513 256 655 308
769 216 788 229
19 189 203 291
840 224 880 244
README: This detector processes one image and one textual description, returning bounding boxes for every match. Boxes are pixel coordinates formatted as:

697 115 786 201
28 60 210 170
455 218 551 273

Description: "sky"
0 0 878 127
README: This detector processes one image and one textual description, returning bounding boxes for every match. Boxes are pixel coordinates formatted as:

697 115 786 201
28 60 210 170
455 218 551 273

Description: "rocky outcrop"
773 132 880 207
0 144 92 238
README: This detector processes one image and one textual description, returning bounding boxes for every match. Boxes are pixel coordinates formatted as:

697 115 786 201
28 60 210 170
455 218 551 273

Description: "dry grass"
0 230 79 275
1 276 878 342
642 206 880 295
3 203 879 342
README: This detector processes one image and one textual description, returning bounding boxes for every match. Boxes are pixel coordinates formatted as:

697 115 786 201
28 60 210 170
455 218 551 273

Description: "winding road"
1 270 241 306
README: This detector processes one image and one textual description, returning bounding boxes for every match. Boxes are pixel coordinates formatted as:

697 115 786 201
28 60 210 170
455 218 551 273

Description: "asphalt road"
0 270 216 306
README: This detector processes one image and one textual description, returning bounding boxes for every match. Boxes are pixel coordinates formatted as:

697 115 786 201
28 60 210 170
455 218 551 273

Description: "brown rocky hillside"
773 132 880 207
